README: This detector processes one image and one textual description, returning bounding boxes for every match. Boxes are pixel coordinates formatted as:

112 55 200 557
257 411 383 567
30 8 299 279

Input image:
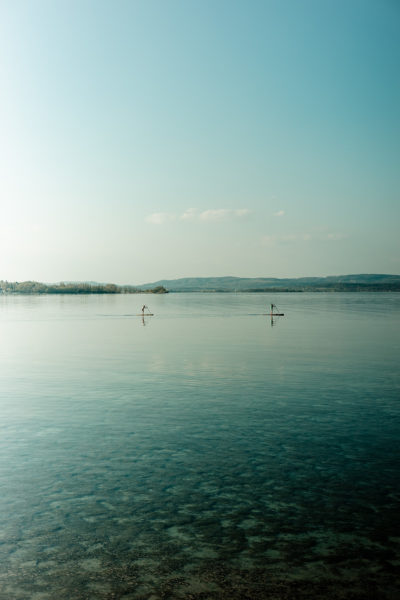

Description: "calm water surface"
0 293 399 599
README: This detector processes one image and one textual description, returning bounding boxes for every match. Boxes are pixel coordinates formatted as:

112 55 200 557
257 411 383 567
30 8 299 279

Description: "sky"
1 0 399 284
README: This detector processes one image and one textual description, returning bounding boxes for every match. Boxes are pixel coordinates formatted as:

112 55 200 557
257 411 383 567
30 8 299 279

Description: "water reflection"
0 293 399 599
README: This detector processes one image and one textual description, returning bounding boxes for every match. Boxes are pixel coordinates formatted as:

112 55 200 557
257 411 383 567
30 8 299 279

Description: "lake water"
0 293 399 599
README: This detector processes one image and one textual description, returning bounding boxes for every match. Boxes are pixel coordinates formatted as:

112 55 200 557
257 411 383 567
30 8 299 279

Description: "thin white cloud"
273 210 285 217
145 212 176 225
180 208 198 221
200 209 231 221
233 209 250 217
197 208 250 222
147 208 251 224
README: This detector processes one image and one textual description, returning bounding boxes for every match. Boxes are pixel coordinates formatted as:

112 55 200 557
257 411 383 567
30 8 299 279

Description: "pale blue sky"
1 0 399 284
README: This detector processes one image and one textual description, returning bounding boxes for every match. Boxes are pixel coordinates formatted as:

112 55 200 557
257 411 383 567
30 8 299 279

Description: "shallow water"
0 293 399 599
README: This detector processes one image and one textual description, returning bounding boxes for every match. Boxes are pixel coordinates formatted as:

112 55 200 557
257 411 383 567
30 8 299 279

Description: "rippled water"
0 293 399 599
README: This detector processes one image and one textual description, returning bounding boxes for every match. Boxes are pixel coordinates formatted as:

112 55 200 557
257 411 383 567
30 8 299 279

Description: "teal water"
0 293 399 599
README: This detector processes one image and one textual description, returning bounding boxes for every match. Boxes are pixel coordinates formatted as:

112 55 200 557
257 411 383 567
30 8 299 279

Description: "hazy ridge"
139 274 400 292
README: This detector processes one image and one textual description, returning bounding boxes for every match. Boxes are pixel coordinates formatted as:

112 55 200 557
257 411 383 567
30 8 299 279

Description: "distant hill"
139 274 400 292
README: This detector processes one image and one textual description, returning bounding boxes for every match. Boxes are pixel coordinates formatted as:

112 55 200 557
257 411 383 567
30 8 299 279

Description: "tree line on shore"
0 281 168 295
140 274 400 292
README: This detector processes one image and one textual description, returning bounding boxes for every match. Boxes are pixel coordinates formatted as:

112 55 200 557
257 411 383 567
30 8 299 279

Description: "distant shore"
138 274 400 293
0 281 168 295
166 285 400 292
2 277 400 295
